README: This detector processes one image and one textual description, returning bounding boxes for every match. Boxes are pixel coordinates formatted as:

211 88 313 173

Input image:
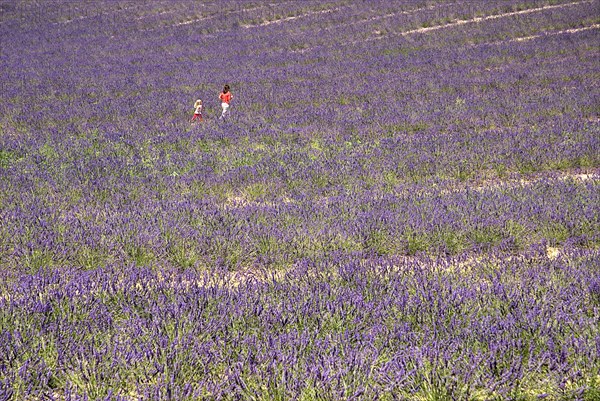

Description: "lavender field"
1 0 599 399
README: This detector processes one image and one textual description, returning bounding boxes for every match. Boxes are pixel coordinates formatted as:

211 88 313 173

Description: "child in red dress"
219 85 233 119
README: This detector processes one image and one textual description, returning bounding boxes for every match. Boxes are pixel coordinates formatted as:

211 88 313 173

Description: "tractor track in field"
496 23 600 44
292 0 594 53
277 2 459 46
52 4 144 25
221 168 599 211
241 7 343 29
363 0 594 42
139 0 310 31
439 169 599 196
310 2 461 35
148 240 595 291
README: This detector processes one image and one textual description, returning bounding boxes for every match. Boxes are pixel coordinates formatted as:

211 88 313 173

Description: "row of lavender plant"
1 246 598 399
2 34 597 199
3 3 597 177
2 164 598 274
1 0 599 399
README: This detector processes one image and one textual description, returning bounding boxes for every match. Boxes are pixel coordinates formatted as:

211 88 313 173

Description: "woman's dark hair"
223 84 230 93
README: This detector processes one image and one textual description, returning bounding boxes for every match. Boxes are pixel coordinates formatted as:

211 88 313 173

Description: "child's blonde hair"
194 99 202 106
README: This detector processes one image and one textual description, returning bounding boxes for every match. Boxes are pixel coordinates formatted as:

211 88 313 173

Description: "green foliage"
365 229 394 256
469 226 505 248
124 244 155 266
406 230 430 255
440 230 468 254
76 246 108 270
167 243 199 270
385 121 429 136
23 249 54 274
243 182 268 202
0 148 18 168
541 222 570 244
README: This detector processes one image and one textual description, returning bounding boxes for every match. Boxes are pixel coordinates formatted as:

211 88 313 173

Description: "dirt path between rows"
506 23 600 42
222 168 599 210
370 0 594 41
293 0 594 52
241 7 342 29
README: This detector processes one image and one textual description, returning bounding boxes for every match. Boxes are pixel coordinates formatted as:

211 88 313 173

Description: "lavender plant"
1 0 599 399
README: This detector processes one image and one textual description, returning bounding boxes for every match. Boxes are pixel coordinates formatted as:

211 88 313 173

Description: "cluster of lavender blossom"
1 0 598 399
